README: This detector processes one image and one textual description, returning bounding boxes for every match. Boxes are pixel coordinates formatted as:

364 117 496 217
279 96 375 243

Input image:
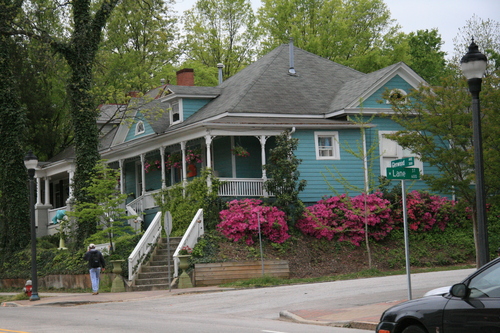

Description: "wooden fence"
194 260 289 287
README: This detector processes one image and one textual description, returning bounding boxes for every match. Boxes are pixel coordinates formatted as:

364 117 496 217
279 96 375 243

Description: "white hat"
89 244 96 249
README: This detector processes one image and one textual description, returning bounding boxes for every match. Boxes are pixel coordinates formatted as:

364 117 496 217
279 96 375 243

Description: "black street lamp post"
460 38 489 267
24 151 40 301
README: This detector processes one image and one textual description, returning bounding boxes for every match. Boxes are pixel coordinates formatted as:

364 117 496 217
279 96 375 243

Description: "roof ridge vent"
288 38 297 76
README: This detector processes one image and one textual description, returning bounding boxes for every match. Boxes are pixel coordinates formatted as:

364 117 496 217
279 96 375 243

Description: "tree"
263 130 307 225
385 70 500 266
181 0 259 79
95 0 180 97
405 29 448 85
68 161 134 253
0 0 30 251
3 0 122 243
257 0 399 72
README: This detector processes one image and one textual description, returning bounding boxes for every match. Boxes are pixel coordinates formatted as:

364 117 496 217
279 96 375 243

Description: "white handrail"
127 211 162 282
173 209 204 277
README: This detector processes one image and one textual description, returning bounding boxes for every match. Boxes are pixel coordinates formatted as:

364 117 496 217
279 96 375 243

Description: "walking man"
83 244 106 295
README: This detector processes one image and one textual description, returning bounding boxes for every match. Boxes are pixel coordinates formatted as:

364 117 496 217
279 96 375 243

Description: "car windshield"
468 260 500 298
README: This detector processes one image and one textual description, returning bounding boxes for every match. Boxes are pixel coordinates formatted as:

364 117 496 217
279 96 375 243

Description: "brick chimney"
176 68 195 86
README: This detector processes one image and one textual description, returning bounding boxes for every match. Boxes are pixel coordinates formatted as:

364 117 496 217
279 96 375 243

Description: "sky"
174 0 500 59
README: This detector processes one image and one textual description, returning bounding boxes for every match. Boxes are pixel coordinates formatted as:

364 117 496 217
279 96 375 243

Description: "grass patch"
220 264 476 288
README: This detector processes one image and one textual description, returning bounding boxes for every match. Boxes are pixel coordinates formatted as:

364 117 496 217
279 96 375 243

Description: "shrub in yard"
217 199 290 245
296 192 393 246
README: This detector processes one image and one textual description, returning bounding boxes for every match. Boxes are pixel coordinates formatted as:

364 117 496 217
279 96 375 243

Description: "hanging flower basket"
185 148 203 164
166 153 182 169
232 145 250 157
144 159 161 173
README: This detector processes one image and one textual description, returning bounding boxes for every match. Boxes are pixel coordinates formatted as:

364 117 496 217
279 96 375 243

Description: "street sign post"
386 167 420 180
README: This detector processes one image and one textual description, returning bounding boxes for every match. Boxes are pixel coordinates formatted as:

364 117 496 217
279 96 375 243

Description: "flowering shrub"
165 153 182 169
296 192 393 246
392 191 455 232
217 199 290 245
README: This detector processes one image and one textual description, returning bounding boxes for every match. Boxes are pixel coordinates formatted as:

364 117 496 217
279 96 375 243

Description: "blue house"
33 42 434 236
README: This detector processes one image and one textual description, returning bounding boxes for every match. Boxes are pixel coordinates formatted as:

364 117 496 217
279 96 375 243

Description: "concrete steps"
130 237 181 291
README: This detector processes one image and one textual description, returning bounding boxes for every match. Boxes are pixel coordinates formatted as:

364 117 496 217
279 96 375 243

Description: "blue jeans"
89 267 101 292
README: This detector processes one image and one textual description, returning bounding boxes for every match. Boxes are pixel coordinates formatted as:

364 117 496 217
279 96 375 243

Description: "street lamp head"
460 38 488 80
24 151 38 178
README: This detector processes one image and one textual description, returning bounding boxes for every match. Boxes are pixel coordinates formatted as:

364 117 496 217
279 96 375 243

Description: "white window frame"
315 131 340 160
135 121 145 135
379 131 423 176
169 101 181 125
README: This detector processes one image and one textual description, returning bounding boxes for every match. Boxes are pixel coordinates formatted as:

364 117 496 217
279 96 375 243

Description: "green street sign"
391 157 415 168
386 167 420 180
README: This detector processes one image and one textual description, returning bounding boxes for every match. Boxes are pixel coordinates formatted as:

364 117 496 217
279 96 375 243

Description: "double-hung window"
315 132 340 160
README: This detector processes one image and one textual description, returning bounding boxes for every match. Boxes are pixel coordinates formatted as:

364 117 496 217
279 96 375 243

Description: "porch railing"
173 208 204 277
218 178 267 197
127 211 162 282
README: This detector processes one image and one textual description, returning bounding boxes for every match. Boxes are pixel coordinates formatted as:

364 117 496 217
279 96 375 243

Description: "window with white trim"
379 131 423 176
315 132 340 160
135 121 145 135
170 102 180 124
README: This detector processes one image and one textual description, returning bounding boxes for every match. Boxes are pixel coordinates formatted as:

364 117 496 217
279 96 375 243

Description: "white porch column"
204 135 214 169
140 154 146 195
119 159 125 194
67 170 74 204
44 177 51 206
160 147 166 189
205 135 215 189
180 141 187 186
36 177 42 205
259 135 269 197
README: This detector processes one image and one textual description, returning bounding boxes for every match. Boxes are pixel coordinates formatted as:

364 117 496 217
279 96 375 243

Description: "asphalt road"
0 268 475 333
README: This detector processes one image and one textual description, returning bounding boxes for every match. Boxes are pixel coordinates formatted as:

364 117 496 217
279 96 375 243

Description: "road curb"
279 310 351 327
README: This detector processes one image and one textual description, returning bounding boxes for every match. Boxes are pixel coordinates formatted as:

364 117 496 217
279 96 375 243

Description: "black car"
376 257 500 333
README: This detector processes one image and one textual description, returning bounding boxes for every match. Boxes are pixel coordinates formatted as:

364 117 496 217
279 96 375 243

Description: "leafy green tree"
385 70 500 267
405 29 448 85
68 161 135 253
0 0 30 252
263 130 306 225
95 0 180 97
257 0 398 72
181 0 259 79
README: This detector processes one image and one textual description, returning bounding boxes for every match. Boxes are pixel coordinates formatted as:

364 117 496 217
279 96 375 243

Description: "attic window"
170 102 180 124
387 89 407 104
135 121 145 135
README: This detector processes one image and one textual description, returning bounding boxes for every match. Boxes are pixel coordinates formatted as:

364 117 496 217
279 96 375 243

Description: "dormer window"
387 89 407 104
135 121 145 135
170 102 180 123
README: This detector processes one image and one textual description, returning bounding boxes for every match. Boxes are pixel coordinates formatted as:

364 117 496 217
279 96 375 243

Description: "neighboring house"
33 42 437 237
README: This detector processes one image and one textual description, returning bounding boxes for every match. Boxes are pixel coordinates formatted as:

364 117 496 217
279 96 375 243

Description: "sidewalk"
1 288 399 330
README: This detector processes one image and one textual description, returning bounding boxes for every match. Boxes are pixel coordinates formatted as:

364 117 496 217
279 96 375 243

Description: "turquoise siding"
213 137 232 177
144 152 162 191
124 115 155 142
124 160 138 201
362 75 414 109
294 117 440 204
235 136 262 178
183 99 211 119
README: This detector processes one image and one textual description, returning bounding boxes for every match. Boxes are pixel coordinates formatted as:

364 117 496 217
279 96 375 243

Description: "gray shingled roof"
328 62 402 112
178 44 365 128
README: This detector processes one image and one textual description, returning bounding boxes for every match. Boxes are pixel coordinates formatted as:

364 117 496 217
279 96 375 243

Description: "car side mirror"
450 283 468 298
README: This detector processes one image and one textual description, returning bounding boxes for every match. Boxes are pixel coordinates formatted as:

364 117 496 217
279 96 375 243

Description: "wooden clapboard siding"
362 75 414 108
183 99 211 119
194 260 289 286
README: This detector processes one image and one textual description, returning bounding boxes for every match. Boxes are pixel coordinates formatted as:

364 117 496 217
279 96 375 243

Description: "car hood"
381 294 450 324
424 286 451 297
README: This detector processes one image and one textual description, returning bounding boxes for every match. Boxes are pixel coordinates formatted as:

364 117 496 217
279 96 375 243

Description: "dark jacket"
83 249 106 269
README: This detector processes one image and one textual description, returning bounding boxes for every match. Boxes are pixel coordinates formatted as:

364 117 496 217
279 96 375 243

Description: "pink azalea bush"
296 192 394 246
217 199 290 245
394 191 455 232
